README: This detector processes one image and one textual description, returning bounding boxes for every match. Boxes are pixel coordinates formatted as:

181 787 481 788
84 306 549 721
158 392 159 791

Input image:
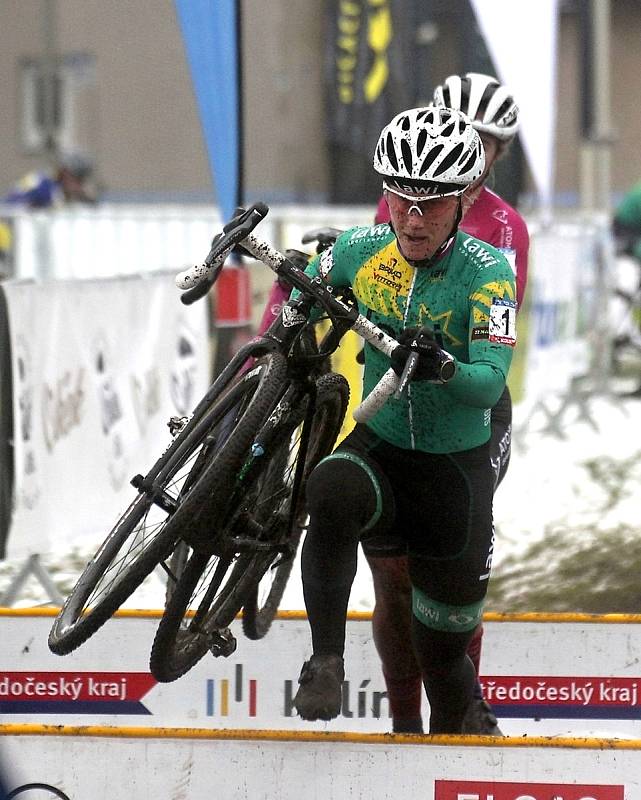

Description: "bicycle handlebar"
175 203 269 296
175 202 419 420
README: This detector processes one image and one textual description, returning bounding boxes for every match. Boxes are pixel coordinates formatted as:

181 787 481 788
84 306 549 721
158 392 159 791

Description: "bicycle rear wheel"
48 354 286 656
149 372 349 682
241 372 349 639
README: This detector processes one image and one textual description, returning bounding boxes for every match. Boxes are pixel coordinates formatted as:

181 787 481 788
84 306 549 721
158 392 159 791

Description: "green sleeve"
445 260 516 408
444 359 506 408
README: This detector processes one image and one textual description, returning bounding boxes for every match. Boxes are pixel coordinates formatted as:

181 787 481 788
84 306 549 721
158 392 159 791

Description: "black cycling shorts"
334 424 495 607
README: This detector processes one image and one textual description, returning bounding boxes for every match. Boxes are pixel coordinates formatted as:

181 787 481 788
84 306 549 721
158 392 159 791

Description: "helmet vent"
433 142 464 177
418 143 443 176
458 146 480 176
442 120 456 138
386 132 399 171
400 138 413 172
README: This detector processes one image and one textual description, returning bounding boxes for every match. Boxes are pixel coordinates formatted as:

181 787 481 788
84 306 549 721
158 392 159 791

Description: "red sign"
480 676 640 708
215 265 252 326
0 672 156 702
435 781 624 800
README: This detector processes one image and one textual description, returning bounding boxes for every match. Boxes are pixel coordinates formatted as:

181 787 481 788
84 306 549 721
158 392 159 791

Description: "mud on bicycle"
48 203 438 681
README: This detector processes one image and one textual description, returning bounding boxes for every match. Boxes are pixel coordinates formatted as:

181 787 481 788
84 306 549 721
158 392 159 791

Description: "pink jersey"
257 280 291 335
374 186 529 308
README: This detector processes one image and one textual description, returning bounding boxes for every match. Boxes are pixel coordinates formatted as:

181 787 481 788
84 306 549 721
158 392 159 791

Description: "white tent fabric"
469 0 560 212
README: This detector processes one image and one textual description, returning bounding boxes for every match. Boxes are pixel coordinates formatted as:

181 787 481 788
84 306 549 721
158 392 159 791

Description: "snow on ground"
281 390 641 611
2 390 641 612
118 388 641 612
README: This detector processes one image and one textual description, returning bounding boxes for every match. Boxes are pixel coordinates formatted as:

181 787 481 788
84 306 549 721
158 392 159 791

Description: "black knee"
306 454 377 529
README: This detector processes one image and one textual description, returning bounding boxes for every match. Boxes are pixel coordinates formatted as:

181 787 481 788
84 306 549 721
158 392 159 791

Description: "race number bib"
489 297 517 346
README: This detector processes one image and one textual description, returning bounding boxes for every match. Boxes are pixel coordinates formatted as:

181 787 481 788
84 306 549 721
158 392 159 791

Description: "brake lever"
393 349 419 399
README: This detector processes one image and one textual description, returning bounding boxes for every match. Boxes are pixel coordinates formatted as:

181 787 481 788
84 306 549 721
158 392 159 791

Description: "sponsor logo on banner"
206 664 257 717
14 335 40 509
203 664 391 721
42 369 85 452
0 672 156 715
435 780 624 800
170 320 198 415
92 331 126 490
131 366 162 435
284 677 390 720
481 675 641 719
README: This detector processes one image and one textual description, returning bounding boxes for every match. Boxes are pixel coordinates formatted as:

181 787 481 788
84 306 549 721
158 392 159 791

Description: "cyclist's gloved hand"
390 326 456 383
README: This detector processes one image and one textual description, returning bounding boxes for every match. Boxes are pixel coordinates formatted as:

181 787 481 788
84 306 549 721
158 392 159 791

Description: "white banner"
2 613 641 740
520 220 603 407
469 0 559 212
3 274 210 558
0 734 637 800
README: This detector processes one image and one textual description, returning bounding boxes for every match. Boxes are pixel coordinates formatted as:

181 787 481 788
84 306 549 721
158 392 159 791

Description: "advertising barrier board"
2 274 209 559
0 729 639 799
2 612 641 739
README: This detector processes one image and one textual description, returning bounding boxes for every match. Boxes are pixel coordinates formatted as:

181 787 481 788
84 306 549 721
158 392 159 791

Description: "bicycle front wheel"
48 353 286 656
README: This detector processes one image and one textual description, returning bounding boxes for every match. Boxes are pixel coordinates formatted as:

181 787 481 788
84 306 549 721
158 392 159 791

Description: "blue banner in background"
175 0 241 221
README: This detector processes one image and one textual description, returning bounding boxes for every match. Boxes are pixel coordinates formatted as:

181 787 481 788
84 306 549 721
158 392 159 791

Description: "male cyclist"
292 106 517 734
369 73 529 734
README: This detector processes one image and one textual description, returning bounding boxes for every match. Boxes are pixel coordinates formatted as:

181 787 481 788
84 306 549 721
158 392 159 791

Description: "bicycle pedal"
208 628 237 658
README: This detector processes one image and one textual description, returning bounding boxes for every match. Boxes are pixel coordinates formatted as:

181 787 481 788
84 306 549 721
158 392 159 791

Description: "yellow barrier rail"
2 607 641 624
0 723 640 750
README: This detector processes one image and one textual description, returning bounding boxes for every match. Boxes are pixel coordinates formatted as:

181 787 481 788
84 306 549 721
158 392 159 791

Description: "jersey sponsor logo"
492 208 509 225
479 529 495 580
353 243 413 320
489 297 517 346
435 780 623 800
471 325 489 341
348 224 389 242
372 272 402 291
372 259 403 291
416 307 463 346
319 247 334 278
427 268 446 280
461 236 499 266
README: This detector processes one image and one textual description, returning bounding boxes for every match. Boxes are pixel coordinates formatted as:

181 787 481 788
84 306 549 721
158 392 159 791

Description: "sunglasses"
383 183 463 216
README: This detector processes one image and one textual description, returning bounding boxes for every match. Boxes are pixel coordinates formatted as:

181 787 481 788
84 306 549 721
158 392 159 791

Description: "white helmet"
433 73 519 142
373 106 485 198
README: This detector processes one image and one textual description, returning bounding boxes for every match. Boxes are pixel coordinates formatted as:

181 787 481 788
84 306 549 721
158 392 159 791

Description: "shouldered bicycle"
48 203 427 681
